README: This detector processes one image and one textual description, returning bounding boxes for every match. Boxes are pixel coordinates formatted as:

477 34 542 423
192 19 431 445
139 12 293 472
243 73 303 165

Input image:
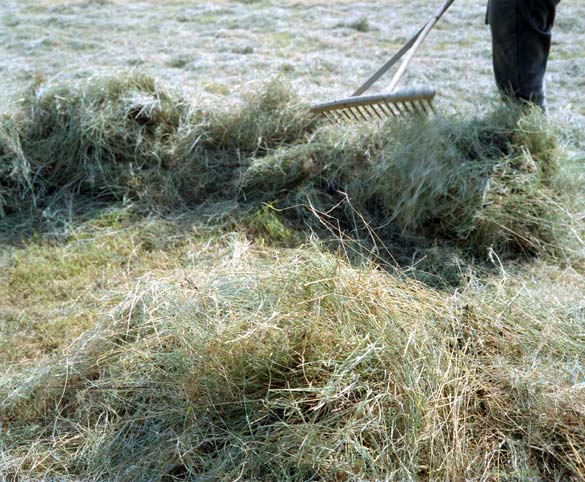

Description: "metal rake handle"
387 0 457 92
351 25 426 97
352 0 456 97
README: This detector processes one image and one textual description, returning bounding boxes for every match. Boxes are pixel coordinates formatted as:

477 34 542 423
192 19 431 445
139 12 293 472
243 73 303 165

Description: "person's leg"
488 0 558 109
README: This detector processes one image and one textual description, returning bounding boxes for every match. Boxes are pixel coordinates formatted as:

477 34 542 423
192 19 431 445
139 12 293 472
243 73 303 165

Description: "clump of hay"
191 76 312 154
0 72 191 214
1 243 583 480
241 107 579 258
173 76 313 204
0 73 313 217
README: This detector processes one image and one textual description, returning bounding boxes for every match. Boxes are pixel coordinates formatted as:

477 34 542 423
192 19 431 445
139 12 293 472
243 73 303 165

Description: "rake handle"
387 0 456 93
352 25 426 97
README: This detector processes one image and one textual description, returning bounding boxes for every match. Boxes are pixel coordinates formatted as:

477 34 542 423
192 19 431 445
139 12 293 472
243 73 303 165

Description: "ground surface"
1 0 584 118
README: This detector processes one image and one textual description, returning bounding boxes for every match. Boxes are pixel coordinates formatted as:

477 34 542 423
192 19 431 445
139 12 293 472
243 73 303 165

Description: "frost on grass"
1 243 584 481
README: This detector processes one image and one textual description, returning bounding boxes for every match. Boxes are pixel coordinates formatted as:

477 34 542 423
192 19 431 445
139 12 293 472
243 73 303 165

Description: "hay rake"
310 0 455 123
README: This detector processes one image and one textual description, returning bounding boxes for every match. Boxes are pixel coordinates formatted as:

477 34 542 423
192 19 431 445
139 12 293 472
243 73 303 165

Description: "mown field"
1 0 584 481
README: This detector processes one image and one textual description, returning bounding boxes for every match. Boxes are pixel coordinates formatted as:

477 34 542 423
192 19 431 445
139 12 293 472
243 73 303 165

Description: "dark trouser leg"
488 0 558 109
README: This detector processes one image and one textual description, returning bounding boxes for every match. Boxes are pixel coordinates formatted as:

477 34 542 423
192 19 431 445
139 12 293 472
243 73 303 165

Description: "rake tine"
390 102 404 117
416 100 429 116
376 104 390 120
427 99 437 114
347 107 361 122
340 108 354 122
323 111 334 123
360 104 374 119
410 100 426 115
331 110 344 124
362 105 375 121
375 102 391 118
328 111 342 123
388 101 400 116
410 100 421 114
381 101 392 116
370 103 385 120
355 105 367 120
387 101 402 117
372 104 386 120
422 99 432 114
416 99 429 115
363 104 381 120
331 110 345 124
402 101 415 115
355 106 369 122
365 105 378 120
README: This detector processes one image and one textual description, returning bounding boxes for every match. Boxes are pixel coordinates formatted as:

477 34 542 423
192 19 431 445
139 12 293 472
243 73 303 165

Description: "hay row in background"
0 71 581 258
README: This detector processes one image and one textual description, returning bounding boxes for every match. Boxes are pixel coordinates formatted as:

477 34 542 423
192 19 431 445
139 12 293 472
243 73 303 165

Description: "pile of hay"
1 242 583 480
0 72 311 216
0 71 581 259
1 72 583 478
241 108 574 258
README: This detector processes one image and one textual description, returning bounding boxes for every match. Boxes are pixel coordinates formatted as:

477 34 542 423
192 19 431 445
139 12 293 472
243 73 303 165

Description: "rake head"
309 87 436 123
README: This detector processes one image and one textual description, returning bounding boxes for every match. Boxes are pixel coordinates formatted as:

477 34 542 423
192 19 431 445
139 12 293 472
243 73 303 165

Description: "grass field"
1 0 585 480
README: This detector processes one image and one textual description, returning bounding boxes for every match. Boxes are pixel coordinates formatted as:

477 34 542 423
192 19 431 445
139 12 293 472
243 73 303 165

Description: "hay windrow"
242 107 576 258
1 1 585 479
0 71 581 259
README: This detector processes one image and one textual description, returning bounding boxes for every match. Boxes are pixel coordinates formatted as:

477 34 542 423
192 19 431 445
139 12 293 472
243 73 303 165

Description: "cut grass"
1 72 581 260
1 1 584 480
0 72 584 481
242 102 581 260
0 73 313 217
0 209 220 369
1 240 583 481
